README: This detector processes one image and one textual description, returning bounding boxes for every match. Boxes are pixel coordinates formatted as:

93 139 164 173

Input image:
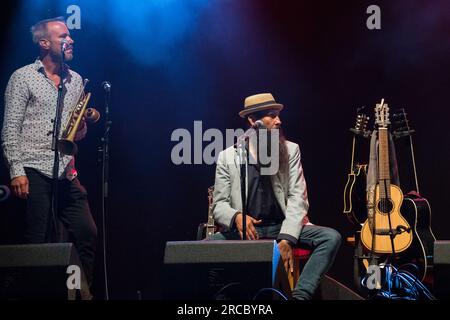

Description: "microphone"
102 81 111 92
0 185 10 202
235 120 265 148
61 39 70 52
252 120 265 129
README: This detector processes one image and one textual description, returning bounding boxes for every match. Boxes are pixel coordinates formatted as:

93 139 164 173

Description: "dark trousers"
24 167 97 286
211 224 342 300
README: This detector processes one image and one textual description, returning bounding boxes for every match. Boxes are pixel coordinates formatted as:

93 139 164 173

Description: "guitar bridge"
374 225 411 236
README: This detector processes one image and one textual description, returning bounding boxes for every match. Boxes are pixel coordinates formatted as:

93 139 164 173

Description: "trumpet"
58 79 100 155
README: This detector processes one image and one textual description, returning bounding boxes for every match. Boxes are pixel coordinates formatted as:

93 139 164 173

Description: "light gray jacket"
212 140 309 242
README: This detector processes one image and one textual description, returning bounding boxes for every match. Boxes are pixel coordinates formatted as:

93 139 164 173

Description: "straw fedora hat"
239 93 283 118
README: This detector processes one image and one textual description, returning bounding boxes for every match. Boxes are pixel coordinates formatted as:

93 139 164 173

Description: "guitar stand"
352 230 384 295
362 227 422 299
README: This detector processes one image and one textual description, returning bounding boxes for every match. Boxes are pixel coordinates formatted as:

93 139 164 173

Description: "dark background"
1 0 449 299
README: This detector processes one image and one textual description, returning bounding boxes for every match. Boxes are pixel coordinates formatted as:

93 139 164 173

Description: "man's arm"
1 71 29 179
212 150 240 230
276 144 309 273
278 144 309 243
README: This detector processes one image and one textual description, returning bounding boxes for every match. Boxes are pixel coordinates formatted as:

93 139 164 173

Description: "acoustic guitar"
391 109 436 281
361 100 413 254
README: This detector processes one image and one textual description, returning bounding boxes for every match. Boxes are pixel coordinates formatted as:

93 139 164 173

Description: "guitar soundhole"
377 198 393 214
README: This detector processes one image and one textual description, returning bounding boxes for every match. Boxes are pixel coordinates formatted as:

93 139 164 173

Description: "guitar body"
395 192 436 281
361 184 413 254
343 164 368 225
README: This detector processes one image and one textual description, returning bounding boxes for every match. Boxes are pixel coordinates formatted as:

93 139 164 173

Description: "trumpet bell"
57 139 78 156
85 108 100 123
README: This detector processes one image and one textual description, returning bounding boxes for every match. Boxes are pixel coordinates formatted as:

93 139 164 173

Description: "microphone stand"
99 82 111 300
236 123 262 241
238 140 248 240
47 47 66 243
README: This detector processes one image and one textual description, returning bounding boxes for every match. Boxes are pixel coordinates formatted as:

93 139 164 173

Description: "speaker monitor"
434 240 450 299
315 275 364 300
163 240 364 300
0 243 90 300
163 240 290 300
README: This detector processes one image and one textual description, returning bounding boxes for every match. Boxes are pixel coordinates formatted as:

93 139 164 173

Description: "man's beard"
252 127 289 177
278 128 289 177
49 49 73 62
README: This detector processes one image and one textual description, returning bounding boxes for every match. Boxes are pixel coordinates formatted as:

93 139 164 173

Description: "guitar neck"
378 128 391 198
206 190 215 239
206 212 215 239
349 136 356 172
207 211 214 226
403 110 420 194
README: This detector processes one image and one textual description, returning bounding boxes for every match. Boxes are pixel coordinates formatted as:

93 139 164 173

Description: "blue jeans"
210 224 342 300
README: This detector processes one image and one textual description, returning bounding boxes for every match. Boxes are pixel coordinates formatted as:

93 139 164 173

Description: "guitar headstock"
391 108 415 139
350 107 370 138
374 99 390 129
355 111 370 132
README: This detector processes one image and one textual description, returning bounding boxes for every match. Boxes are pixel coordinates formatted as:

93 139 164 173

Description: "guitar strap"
367 131 400 191
366 130 400 263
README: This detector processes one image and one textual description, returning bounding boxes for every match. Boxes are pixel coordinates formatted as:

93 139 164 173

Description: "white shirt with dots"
2 58 87 180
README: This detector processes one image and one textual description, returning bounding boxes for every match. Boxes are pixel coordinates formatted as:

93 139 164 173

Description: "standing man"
1 17 97 288
212 93 341 300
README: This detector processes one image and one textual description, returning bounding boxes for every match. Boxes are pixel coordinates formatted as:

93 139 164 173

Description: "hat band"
245 100 277 109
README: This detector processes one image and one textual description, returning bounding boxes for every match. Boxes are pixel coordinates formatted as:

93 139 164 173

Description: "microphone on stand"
252 119 265 129
101 81 111 117
236 120 265 147
61 39 70 52
102 81 111 93
99 79 112 299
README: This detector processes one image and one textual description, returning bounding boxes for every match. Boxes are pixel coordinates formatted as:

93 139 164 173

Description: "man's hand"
74 115 87 141
278 239 294 274
11 176 29 199
235 212 262 240
77 115 86 131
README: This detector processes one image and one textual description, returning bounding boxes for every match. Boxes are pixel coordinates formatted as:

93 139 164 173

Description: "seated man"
211 93 341 300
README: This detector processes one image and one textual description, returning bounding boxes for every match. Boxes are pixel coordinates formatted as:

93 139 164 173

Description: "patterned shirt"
1 58 87 180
